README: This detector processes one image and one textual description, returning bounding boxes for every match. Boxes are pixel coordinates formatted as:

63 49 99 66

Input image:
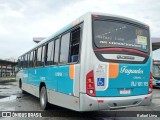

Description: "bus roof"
91 12 149 26
20 12 149 57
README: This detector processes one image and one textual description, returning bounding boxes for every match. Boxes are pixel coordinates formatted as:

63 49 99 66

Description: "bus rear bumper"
80 93 152 111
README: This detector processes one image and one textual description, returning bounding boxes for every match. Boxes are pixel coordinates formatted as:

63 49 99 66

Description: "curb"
0 78 16 83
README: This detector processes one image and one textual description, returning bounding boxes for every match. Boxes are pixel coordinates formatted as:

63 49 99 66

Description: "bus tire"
40 86 49 110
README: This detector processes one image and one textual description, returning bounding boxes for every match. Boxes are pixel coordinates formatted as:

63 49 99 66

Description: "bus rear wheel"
40 86 49 110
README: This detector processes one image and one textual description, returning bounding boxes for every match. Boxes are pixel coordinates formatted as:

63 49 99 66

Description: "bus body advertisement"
16 12 152 111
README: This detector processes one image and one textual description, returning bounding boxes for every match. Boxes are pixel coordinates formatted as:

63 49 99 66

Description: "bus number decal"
55 72 63 76
131 81 148 87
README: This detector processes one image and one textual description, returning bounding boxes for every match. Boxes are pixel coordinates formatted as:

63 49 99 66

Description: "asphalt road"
0 81 160 120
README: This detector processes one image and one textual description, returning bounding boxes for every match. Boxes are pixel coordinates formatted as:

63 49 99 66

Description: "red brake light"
86 70 96 96
148 72 152 94
150 72 152 79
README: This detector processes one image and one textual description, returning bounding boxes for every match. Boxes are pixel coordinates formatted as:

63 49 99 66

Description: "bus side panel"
56 65 74 95
45 66 58 91
34 67 47 90
47 89 80 111
55 64 80 97
16 70 23 82
28 68 36 85
46 64 80 111
35 64 80 97
22 69 28 83
74 64 80 97
24 68 40 97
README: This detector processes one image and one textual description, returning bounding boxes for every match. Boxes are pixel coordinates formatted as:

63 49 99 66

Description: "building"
0 59 17 77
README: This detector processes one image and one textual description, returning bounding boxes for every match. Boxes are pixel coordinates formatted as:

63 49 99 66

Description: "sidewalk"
0 77 16 83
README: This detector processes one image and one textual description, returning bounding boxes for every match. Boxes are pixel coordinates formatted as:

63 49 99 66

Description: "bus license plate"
120 89 131 94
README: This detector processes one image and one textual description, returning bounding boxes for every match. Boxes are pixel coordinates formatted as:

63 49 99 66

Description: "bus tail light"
148 72 152 94
86 70 96 96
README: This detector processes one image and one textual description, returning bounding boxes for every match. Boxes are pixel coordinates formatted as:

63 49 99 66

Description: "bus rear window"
93 20 149 53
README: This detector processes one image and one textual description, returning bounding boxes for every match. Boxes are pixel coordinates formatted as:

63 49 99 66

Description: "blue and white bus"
16 12 152 111
152 60 160 87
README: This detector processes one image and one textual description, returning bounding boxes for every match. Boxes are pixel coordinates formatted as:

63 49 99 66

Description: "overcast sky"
0 0 160 60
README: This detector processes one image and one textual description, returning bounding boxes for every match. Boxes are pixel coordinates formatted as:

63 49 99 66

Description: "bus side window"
20 56 22 69
23 55 25 68
18 57 20 69
60 33 70 64
29 51 33 68
24 55 26 68
69 27 81 63
37 47 42 66
54 39 60 65
33 50 36 67
28 53 30 68
46 40 54 65
25 54 28 68
42 45 46 66
27 53 29 68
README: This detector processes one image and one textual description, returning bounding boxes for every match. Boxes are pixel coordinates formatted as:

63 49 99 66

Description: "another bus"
16 12 152 111
152 60 160 87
